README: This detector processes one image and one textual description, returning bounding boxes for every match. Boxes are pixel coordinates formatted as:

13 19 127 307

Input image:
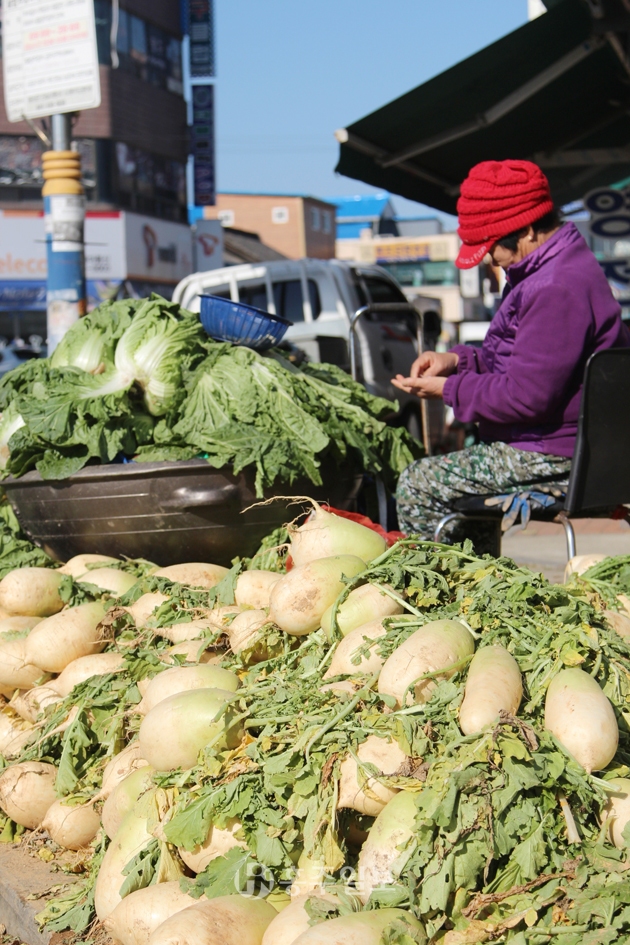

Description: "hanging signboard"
191 84 215 207
2 0 101 122
187 0 215 78
585 186 630 286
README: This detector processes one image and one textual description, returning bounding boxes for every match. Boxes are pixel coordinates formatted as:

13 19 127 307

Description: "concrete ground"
502 518 630 584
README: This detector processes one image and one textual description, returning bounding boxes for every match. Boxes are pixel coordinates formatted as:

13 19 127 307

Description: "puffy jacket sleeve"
442 284 592 425
449 343 490 374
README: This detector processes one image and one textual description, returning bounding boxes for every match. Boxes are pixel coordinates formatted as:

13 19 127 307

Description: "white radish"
324 619 389 679
564 554 606 582
139 688 243 771
0 567 65 617
289 502 386 567
320 583 403 639
291 909 426 944
290 851 326 899
104 882 199 945
319 680 356 695
269 555 366 636
234 570 280 610
148 895 276 945
51 652 125 697
605 609 630 642
0 761 57 828
102 765 156 839
137 665 239 716
0 616 41 638
0 708 33 757
459 645 522 736
178 817 246 873
101 742 149 798
0 637 47 695
94 806 153 920
618 595 630 619
261 893 339 945
11 684 61 722
161 642 217 665
25 601 108 673
544 668 618 773
205 605 242 629
227 610 277 662
153 563 228 589
602 778 630 848
77 568 136 595
337 735 407 816
154 619 217 644
378 619 475 708
356 790 419 903
127 593 170 628
59 554 120 577
42 798 100 850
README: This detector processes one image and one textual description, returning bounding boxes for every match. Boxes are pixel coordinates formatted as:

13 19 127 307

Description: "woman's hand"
410 351 459 378
392 375 447 399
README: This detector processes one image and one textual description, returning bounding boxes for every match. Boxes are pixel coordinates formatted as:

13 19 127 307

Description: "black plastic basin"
3 458 362 567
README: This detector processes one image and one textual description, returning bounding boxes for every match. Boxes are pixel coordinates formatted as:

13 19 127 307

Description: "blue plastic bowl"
199 295 292 351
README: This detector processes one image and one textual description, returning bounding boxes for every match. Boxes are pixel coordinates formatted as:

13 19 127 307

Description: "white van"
173 258 441 434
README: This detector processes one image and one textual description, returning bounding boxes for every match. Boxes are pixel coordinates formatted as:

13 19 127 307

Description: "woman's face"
489 228 536 270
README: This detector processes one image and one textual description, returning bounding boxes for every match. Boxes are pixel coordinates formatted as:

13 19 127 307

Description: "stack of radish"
0 503 628 944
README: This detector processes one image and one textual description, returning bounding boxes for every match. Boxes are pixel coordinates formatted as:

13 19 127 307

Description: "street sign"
2 0 101 123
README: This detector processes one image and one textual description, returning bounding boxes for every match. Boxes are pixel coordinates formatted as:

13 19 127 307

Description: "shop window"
117 8 130 59
130 15 148 81
322 211 332 234
94 0 112 64
147 25 166 89
166 37 184 95
310 207 320 231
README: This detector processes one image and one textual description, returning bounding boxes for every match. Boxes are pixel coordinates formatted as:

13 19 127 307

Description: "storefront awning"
335 0 630 213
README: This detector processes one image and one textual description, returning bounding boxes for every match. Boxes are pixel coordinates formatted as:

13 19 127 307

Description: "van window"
360 275 407 305
237 281 267 310
203 284 231 300
272 279 322 322
354 273 415 334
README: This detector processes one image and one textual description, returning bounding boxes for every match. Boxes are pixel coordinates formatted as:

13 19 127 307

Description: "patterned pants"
396 442 572 552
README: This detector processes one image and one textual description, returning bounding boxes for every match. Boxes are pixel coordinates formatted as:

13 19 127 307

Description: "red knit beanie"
455 160 554 269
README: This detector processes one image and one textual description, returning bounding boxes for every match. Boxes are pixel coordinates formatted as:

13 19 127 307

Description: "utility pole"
42 115 86 353
2 0 100 354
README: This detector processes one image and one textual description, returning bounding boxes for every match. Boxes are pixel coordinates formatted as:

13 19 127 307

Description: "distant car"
174 258 442 435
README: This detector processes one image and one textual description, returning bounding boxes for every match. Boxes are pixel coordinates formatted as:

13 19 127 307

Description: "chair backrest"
564 347 630 515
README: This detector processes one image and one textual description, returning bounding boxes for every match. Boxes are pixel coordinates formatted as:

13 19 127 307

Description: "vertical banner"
188 0 215 77
191 84 215 207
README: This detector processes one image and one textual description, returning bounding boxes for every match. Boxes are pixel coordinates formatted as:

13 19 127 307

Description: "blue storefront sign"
0 281 47 311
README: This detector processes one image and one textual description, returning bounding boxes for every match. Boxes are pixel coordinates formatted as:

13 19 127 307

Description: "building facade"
336 231 498 326
0 0 196 334
202 193 337 259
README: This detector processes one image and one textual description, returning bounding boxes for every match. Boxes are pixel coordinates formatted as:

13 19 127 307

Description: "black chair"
434 348 630 560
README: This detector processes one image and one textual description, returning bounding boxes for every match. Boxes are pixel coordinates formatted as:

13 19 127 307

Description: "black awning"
335 0 630 213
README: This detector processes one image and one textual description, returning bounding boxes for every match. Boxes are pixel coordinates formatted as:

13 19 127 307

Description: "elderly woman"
393 159 630 546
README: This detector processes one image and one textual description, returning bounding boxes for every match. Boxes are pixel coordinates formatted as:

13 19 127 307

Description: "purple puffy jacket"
443 222 630 457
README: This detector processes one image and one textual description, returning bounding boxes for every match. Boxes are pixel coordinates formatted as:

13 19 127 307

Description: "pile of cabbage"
0 508 629 945
0 296 420 493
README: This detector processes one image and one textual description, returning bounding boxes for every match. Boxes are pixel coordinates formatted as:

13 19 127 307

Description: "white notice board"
3 0 101 122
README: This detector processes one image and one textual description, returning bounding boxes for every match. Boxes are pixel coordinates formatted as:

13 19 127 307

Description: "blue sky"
213 1 530 223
